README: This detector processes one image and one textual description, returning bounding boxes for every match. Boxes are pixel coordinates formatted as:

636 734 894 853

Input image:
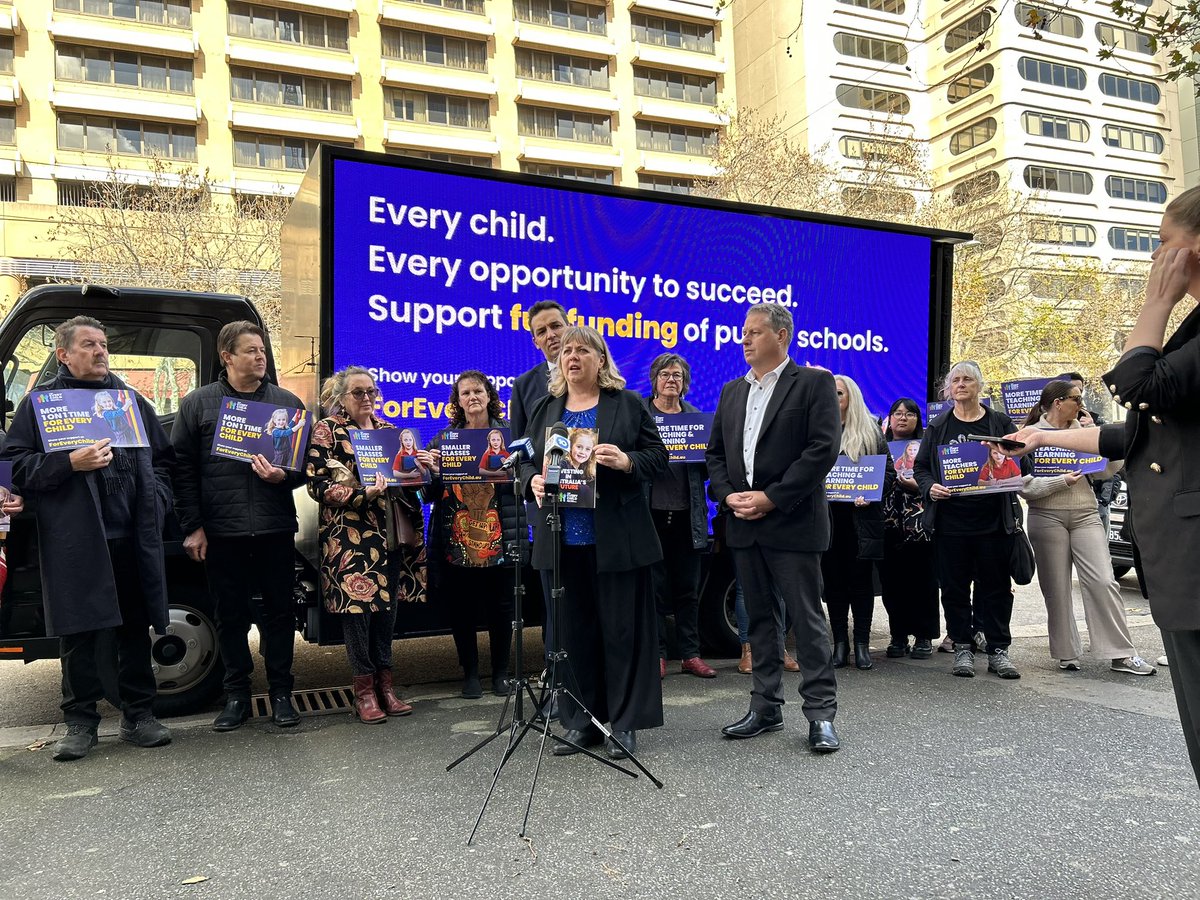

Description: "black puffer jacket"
171 373 306 537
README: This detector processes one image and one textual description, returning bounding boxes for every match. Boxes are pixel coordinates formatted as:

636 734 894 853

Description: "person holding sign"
913 361 1029 681
1016 380 1155 677
306 368 424 723
171 321 307 731
2 316 175 761
425 371 520 700
521 326 667 760
823 375 894 671
643 353 716 680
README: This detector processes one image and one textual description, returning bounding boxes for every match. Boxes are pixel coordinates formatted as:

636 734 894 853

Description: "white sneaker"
1058 658 1081 671
1157 655 1169 667
1112 656 1157 676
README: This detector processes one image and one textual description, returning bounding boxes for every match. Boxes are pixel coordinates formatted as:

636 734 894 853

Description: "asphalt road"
1 577 1197 899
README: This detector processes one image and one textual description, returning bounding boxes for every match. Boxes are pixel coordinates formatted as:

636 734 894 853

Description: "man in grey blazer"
706 303 843 752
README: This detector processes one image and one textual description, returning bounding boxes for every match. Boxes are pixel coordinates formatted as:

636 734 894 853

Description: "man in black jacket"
172 321 306 730
2 316 175 761
509 300 567 438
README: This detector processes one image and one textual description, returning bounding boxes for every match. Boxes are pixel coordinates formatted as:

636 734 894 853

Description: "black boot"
854 643 873 670
886 636 910 658
832 642 849 668
461 667 483 699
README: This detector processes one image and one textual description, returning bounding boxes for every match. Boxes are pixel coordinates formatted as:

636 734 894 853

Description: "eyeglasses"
1061 394 1083 403
348 389 380 401
892 410 917 418
657 372 684 382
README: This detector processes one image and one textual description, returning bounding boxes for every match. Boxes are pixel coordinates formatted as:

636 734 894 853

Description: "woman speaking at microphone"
520 326 668 760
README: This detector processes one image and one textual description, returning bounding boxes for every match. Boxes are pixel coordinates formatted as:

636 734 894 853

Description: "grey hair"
319 365 374 416
746 302 793 343
941 360 986 400
55 315 105 350
648 352 692 398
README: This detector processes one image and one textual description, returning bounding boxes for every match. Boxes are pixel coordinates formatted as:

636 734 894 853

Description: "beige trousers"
1026 506 1135 660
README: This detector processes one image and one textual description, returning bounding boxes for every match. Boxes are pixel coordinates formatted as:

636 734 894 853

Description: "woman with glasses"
644 353 716 680
306 368 428 723
1018 380 1156 676
880 398 939 660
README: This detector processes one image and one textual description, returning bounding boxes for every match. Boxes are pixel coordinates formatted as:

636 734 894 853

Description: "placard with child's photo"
439 427 513 484
543 426 598 508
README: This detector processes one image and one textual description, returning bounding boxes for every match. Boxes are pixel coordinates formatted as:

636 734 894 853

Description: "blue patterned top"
560 406 597 546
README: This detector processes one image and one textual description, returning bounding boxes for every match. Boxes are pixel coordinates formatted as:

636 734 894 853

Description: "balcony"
512 22 615 57
380 60 496 97
631 42 725 75
225 36 357 78
637 151 717 178
0 6 18 35
518 139 622 170
231 174 301 197
635 97 725 127
229 105 361 142
628 0 723 22
378 2 495 37
0 151 18 178
50 87 200 123
515 79 618 112
281 0 354 11
382 124 499 157
48 14 197 56
0 76 18 105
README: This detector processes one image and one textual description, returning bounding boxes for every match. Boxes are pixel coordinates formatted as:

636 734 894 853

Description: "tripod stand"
446 463 662 844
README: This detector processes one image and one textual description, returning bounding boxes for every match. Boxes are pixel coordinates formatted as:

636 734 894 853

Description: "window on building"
945 10 991 52
639 173 695 194
1029 219 1096 246
0 177 14 202
233 131 348 170
1108 227 1160 252
54 0 191 27
514 0 608 36
1101 124 1164 154
520 162 614 184
0 107 13 145
517 49 609 90
518 105 612 143
230 68 352 113
1021 110 1088 142
381 28 488 71
947 63 993 103
227 3 349 51
0 37 13 76
635 120 718 155
835 84 910 114
632 66 715 104
951 170 1000 205
57 114 196 159
1015 4 1083 38
949 118 997 155
398 0 485 13
1105 175 1167 203
1096 23 1152 54
1017 56 1085 90
385 89 490 130
55 46 194 94
832 32 907 64
630 13 715 53
838 135 907 162
1099 73 1160 104
1024 165 1092 194
836 0 905 13
387 149 493 167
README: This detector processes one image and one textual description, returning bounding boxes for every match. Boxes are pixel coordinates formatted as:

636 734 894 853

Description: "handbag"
1010 524 1036 585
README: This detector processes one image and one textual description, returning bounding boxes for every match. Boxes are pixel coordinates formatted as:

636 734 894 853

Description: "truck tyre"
150 590 225 718
699 572 741 659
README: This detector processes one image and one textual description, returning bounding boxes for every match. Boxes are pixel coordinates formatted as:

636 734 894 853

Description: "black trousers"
821 512 875 644
732 544 837 721
1161 628 1200 789
342 607 398 677
206 532 297 699
651 508 702 660
879 533 940 641
555 545 663 732
60 538 157 727
935 531 1014 652
443 562 514 678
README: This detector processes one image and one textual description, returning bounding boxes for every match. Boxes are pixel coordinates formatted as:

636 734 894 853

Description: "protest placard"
438 427 513 483
544 426 597 508
888 439 921 486
938 442 1024 494
32 388 149 452
999 378 1054 421
348 426 432 486
824 454 887 502
652 412 713 463
1030 446 1108 477
211 397 310 471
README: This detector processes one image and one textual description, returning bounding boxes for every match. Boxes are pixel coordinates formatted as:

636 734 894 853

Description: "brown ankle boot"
738 642 753 675
353 674 387 724
374 669 413 717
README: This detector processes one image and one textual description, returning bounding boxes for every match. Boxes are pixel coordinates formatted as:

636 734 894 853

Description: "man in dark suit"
510 300 568 438
706 303 843 752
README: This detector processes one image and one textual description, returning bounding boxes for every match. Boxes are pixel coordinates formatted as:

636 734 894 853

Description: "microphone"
544 422 570 489
499 436 534 470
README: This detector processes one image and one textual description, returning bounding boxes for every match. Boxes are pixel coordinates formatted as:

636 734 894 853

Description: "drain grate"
248 686 355 720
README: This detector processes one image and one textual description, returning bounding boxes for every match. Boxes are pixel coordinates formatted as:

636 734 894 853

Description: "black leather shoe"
854 643 873 670
808 720 841 753
606 730 636 760
885 638 909 658
832 641 849 668
212 698 251 732
721 709 784 739
552 727 602 756
271 695 300 728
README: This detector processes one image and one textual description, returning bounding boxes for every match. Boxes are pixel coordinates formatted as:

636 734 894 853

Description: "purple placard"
926 397 990 420
211 397 310 471
543 425 597 508
32 388 150 452
888 439 921 486
348 426 432 486
653 412 713 463
1000 378 1054 420
0 460 12 533
824 454 887 502
438 427 513 484
938 442 1024 494
1031 446 1108 477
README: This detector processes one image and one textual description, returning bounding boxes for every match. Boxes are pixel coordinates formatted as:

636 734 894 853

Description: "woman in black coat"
520 325 668 761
